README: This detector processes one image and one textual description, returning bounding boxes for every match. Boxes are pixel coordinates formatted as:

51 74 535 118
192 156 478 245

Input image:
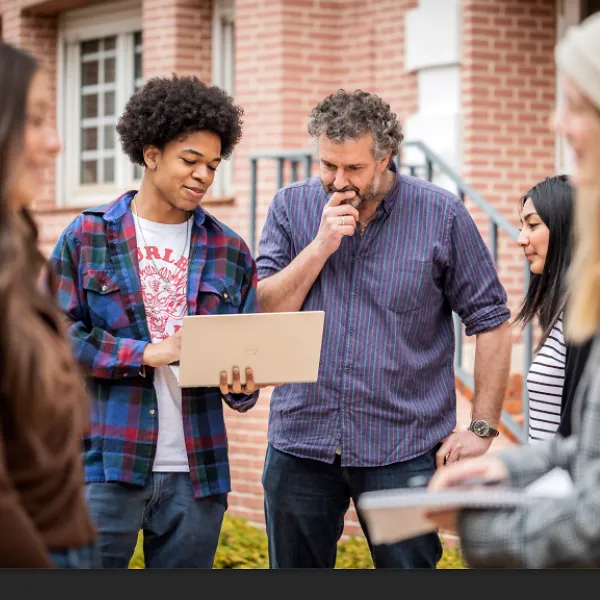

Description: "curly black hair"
116 74 243 165
307 89 403 159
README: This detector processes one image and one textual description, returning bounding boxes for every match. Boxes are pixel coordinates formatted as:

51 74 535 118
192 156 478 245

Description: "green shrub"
439 543 467 569
129 531 144 569
128 514 467 569
335 536 375 569
213 515 269 569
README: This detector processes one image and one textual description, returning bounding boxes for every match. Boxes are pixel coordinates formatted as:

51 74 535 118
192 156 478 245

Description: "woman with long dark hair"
0 43 96 567
513 175 575 443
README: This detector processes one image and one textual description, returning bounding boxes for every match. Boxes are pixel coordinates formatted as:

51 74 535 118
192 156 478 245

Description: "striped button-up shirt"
49 191 259 498
257 164 510 467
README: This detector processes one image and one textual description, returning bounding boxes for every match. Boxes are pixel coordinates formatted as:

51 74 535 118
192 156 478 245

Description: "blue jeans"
50 543 99 568
85 473 227 568
262 444 443 569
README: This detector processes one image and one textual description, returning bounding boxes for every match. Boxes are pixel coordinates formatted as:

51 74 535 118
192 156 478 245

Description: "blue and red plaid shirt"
49 191 259 498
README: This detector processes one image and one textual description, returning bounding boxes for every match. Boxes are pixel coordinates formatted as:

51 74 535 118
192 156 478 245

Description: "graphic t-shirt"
133 213 193 471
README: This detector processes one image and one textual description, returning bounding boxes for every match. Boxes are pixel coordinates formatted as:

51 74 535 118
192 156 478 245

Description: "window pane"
104 158 115 183
81 94 98 119
104 36 117 51
104 125 115 150
104 57 116 84
134 30 143 90
81 61 99 86
82 127 98 151
81 160 97 184
81 40 99 55
104 91 115 116
78 34 122 190
134 52 142 81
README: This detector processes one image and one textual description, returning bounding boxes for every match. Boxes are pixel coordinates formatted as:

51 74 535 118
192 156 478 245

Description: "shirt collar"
379 159 402 216
103 190 223 231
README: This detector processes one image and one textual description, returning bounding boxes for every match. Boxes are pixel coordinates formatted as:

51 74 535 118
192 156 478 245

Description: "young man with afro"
49 75 264 568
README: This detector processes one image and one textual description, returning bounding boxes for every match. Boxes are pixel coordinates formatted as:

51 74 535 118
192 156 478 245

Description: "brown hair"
0 43 87 450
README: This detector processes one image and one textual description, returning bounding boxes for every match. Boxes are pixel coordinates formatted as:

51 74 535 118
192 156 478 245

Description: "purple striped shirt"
256 164 510 466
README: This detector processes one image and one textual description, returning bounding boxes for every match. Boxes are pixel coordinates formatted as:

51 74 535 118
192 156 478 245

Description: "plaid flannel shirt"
49 191 259 499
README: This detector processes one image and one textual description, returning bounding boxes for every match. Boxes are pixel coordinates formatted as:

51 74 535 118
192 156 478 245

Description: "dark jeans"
262 444 443 569
50 543 100 568
85 473 227 568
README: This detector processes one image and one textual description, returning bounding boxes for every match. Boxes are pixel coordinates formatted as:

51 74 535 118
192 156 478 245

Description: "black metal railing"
249 141 532 443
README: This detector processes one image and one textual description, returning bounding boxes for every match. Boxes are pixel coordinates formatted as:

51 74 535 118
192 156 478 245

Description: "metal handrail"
249 140 532 443
402 141 520 237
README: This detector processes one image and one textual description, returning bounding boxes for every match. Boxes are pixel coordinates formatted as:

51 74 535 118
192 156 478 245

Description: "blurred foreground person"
0 43 96 568
427 12 600 568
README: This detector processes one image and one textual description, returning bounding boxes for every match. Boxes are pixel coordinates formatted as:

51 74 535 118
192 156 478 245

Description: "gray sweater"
458 334 600 568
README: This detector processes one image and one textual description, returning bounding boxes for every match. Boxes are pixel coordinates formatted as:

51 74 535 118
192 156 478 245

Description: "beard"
322 170 382 209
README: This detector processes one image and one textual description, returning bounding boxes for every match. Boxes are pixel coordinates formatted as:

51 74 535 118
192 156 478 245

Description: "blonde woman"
426 12 600 568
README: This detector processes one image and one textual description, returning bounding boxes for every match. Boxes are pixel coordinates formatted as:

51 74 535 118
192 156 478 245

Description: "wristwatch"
468 419 500 438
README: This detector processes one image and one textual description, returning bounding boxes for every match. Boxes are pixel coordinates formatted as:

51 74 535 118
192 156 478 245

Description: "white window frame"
211 0 235 199
57 0 142 208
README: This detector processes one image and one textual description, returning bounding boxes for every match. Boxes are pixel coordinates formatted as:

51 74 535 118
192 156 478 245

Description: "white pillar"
403 0 461 194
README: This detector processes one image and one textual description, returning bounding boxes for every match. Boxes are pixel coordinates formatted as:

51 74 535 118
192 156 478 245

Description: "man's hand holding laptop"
142 330 183 368
142 330 278 394
219 367 278 395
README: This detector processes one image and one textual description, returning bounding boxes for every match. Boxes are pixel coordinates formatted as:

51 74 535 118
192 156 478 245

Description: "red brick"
6 0 553 531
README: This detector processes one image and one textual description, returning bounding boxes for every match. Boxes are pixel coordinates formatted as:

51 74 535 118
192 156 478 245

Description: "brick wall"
460 0 556 337
452 0 555 424
2 0 557 543
142 0 212 82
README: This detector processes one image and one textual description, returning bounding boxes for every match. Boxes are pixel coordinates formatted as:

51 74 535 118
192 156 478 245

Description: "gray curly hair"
307 89 404 160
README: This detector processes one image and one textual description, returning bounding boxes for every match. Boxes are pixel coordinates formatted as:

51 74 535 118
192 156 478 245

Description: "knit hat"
556 11 600 111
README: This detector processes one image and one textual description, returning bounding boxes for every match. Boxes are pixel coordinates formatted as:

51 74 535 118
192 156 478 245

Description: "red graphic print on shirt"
138 246 188 341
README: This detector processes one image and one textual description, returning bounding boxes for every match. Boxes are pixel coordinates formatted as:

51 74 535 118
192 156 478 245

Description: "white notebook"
357 467 574 544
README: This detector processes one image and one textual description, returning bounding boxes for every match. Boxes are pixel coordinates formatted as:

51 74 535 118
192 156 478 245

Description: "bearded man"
255 89 512 569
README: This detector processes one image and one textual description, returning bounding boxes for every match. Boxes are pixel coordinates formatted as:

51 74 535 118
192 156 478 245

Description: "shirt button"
223 292 229 299
101 284 108 292
149 409 155 415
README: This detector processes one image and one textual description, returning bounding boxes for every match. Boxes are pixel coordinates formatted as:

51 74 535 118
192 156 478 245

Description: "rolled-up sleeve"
256 191 293 281
443 199 510 336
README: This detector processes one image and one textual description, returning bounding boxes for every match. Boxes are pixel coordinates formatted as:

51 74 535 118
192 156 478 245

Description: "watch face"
473 420 490 437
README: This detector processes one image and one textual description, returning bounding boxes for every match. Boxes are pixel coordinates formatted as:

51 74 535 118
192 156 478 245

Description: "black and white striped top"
527 315 566 444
